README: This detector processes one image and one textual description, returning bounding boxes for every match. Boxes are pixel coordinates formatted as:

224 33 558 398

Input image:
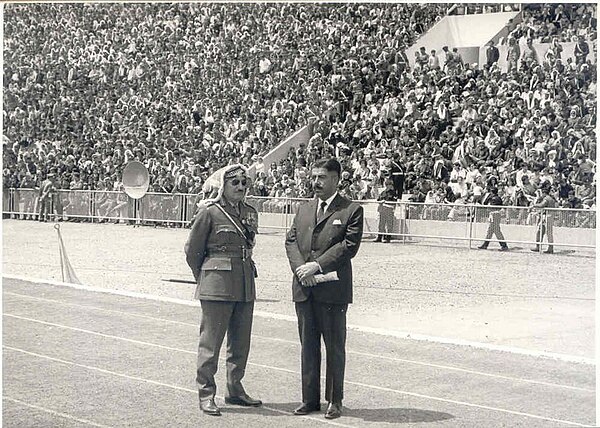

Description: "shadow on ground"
225 403 454 424
344 407 454 424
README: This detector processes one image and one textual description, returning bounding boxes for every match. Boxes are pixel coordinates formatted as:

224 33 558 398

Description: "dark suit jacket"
285 194 364 304
486 46 500 64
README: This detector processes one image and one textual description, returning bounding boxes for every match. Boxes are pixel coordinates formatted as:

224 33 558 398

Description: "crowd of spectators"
3 3 597 220
4 2 445 195
248 5 597 214
503 4 597 44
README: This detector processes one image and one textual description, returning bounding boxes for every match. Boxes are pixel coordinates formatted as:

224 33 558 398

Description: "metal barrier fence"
3 190 596 250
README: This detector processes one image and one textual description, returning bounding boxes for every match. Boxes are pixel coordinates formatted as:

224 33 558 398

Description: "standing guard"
374 179 397 243
478 187 509 251
530 185 556 254
38 171 57 222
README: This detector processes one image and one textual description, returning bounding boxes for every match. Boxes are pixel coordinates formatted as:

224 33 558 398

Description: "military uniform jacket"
285 194 364 304
185 200 258 302
484 194 504 220
377 188 397 212
534 194 557 221
39 179 56 200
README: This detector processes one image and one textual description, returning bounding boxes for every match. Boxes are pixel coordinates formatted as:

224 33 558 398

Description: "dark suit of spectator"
574 37 590 65
485 42 500 68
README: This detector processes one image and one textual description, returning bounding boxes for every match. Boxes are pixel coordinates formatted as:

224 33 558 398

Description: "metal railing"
3 189 596 251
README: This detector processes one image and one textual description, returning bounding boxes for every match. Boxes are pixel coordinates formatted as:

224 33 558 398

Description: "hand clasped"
296 262 320 287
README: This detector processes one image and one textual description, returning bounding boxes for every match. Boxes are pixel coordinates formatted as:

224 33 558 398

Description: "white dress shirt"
318 192 338 216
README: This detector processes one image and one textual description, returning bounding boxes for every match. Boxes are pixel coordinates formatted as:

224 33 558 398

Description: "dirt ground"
2 219 595 359
3 278 594 427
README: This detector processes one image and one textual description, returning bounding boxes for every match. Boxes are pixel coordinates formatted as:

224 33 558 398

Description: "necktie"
317 201 327 222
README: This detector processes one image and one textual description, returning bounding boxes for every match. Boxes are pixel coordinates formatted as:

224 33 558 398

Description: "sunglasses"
228 178 248 187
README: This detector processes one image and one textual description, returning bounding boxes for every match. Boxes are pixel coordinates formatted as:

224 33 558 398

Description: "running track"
3 277 595 427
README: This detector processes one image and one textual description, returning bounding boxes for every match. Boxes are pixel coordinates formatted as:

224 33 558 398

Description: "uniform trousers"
295 296 348 405
481 212 507 248
537 214 554 245
378 207 395 240
197 300 254 401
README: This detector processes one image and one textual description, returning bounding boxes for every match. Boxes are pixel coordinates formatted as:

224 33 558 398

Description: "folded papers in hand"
314 271 339 283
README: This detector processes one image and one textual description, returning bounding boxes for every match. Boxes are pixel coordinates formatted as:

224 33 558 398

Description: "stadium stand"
3 3 596 214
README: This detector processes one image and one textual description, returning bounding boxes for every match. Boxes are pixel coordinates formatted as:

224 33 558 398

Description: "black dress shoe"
477 246 487 250
325 402 342 419
199 398 221 416
498 247 509 251
225 393 262 407
293 402 321 415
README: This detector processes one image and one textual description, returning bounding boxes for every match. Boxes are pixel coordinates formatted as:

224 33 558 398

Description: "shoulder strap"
213 203 247 241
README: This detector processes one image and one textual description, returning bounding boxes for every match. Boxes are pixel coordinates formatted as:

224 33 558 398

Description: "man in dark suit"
485 40 500 68
285 158 364 420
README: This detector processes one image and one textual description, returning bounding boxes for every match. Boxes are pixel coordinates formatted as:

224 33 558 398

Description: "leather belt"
206 246 252 260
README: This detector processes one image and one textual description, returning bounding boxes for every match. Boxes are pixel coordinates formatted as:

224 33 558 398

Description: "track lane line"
2 275 594 365
3 314 593 427
4 290 594 393
3 346 355 428
3 396 113 428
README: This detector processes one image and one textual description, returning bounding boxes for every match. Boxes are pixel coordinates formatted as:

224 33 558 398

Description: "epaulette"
242 201 257 211
198 200 215 208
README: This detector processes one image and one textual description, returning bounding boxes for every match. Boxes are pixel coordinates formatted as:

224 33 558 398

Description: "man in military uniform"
530 185 556 254
478 187 509 251
389 152 405 199
184 164 261 417
38 171 57 222
374 178 397 243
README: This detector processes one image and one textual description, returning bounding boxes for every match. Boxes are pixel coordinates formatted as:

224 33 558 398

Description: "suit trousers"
295 297 348 405
196 300 254 401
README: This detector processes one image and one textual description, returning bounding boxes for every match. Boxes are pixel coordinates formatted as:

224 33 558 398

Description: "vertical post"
10 188 15 216
468 205 475 249
402 202 406 245
538 208 545 254
90 190 95 223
